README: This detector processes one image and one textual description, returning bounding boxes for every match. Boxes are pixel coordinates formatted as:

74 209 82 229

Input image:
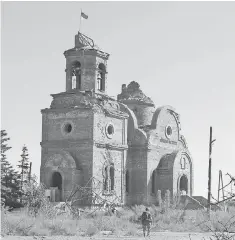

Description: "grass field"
2 232 220 240
1 204 235 238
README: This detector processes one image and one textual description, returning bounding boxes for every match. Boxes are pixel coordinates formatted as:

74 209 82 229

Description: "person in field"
141 207 152 237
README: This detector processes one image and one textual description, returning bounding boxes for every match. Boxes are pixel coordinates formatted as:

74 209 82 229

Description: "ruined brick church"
40 31 193 206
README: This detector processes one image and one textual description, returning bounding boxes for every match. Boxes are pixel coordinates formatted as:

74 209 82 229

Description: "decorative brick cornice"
94 141 128 150
42 90 129 118
64 47 109 60
128 144 149 150
40 139 92 148
41 107 91 114
167 108 181 131
41 140 128 150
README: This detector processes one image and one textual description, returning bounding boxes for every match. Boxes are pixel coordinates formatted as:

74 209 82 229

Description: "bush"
86 224 99 236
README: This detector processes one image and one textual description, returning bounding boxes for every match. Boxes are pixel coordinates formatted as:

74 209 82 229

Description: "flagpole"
79 9 82 33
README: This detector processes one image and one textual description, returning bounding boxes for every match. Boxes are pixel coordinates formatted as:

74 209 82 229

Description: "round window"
64 123 72 134
106 124 114 138
165 125 172 138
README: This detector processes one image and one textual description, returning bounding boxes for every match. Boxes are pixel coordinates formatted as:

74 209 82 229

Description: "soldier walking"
141 207 152 237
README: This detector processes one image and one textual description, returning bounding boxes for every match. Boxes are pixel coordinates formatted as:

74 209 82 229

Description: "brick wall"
126 148 148 205
93 113 125 146
41 107 94 203
42 110 93 142
40 149 83 201
153 108 179 142
173 151 193 196
65 52 108 93
93 147 125 205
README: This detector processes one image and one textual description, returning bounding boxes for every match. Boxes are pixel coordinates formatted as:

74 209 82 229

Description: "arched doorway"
51 172 62 202
179 175 188 195
52 172 62 189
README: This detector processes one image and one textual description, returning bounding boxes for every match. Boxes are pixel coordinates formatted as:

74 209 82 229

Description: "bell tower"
64 32 110 94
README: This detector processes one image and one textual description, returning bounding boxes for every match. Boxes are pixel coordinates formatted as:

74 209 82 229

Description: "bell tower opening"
97 63 106 92
179 175 188 195
71 61 81 90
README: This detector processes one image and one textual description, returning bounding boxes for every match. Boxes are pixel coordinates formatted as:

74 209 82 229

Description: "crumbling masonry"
40 31 193 206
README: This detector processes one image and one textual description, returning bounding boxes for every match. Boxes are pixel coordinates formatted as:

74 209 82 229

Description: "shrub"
85 224 99 236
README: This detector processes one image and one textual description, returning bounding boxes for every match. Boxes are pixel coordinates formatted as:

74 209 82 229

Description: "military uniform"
141 208 152 237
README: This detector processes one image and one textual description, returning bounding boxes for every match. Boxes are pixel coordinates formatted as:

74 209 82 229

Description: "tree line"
1 129 32 208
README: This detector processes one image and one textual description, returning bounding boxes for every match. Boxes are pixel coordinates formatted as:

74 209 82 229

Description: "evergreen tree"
1 130 22 208
1 130 12 177
17 145 30 192
1 130 12 204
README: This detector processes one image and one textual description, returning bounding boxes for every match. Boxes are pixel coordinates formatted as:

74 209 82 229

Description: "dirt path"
2 232 217 240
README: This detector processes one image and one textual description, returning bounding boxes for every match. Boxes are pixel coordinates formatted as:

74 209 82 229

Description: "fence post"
157 190 162 209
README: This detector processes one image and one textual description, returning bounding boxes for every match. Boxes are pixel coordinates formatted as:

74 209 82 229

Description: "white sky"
1 1 235 199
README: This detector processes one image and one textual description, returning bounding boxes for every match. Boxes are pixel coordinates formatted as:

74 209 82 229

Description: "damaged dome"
117 81 155 127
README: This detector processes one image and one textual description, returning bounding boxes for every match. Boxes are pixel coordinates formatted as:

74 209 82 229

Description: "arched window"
103 164 115 193
151 170 156 194
179 175 188 194
71 61 81 90
97 63 106 91
126 170 129 193
104 166 109 191
180 157 186 169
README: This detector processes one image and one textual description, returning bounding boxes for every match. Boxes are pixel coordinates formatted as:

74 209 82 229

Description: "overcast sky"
2 1 235 199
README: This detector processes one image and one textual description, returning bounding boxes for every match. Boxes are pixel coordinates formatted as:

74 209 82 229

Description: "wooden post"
207 127 212 215
217 170 225 202
218 170 226 211
207 127 216 216
166 190 171 209
217 170 221 202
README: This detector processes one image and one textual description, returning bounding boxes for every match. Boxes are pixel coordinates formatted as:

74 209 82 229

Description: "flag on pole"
81 12 88 20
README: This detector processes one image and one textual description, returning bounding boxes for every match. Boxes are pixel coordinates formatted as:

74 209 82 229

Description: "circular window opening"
165 125 172 138
106 124 114 138
107 125 114 135
64 123 72 134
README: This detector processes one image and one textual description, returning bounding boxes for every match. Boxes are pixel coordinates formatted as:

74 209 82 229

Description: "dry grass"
1 204 235 237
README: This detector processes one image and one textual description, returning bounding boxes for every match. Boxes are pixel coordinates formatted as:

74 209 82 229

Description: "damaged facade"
40 31 193 206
